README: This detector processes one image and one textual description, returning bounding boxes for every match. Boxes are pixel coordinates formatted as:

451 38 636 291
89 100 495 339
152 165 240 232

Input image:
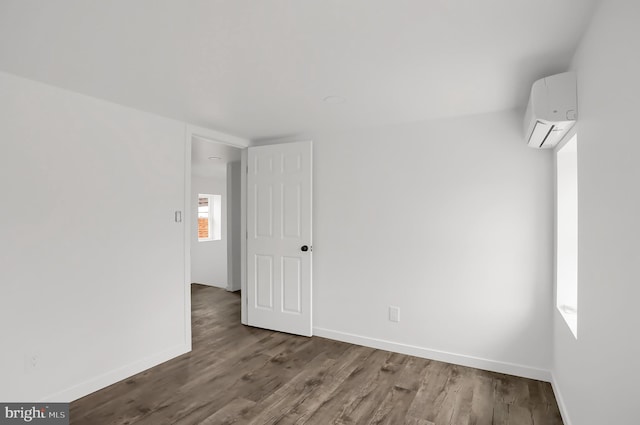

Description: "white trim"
183 124 193 350
42 343 190 402
186 124 251 149
313 327 552 382
551 373 573 425
194 282 227 289
550 126 578 425
240 149 248 324
225 164 237 292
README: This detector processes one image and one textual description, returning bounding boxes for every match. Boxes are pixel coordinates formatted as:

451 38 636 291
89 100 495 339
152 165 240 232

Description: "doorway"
183 127 250 348
190 136 243 291
183 130 314 345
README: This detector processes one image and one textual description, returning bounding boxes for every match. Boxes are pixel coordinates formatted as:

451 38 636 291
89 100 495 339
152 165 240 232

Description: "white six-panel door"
247 141 312 336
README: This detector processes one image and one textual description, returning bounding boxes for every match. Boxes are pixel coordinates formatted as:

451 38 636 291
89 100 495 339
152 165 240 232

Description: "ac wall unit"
524 71 577 149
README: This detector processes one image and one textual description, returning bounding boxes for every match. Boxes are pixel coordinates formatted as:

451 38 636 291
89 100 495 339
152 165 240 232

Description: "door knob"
301 245 309 252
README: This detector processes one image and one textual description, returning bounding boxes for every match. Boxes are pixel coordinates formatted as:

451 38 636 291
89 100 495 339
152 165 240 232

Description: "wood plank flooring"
70 285 563 425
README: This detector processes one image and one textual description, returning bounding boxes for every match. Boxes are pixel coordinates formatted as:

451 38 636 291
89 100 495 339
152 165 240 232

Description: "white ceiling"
192 136 241 178
0 0 598 140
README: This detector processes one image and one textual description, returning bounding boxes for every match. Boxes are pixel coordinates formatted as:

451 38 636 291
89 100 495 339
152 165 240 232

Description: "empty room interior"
1 1 638 424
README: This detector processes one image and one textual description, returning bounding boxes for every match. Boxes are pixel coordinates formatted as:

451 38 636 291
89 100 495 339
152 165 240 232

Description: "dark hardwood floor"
70 285 563 425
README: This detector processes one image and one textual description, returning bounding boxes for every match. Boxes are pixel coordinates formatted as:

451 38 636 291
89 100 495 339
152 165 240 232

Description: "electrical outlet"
24 353 40 373
389 306 400 323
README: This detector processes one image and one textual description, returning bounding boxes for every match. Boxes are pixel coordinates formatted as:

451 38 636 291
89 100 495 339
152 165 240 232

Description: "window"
198 194 222 242
556 134 578 338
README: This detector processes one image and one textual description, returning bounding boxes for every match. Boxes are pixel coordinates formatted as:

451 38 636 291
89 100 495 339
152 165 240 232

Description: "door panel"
247 141 312 336
255 184 273 237
255 255 274 310
282 256 301 313
282 184 301 238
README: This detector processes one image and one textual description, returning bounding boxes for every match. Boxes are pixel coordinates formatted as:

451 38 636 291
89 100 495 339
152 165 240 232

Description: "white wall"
191 173 227 288
553 2 640 424
0 71 188 401
264 109 554 378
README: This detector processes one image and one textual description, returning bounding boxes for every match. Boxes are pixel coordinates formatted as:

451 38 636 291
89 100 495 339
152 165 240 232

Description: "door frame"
183 125 251 350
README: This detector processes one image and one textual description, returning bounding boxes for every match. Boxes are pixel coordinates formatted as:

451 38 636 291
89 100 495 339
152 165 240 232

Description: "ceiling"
192 136 241 178
0 0 599 140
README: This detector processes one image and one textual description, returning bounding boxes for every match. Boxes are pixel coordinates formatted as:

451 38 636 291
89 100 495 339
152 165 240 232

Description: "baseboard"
313 327 551 382
551 373 572 425
193 282 227 289
42 343 191 403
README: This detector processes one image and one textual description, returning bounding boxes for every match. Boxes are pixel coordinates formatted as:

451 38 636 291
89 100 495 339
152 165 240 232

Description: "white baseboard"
551 373 572 425
42 343 191 403
313 327 551 382
193 282 227 289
